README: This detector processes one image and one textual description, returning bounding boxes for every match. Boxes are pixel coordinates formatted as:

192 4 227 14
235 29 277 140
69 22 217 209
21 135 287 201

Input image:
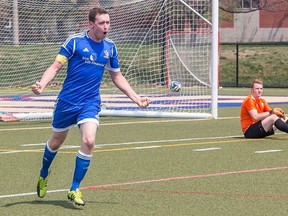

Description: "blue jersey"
58 31 120 105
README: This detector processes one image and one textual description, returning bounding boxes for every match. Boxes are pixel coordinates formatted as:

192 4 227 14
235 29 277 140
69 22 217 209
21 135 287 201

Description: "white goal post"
0 0 218 121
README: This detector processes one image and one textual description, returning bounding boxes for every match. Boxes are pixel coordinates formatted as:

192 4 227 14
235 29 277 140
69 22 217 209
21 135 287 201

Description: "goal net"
0 0 218 121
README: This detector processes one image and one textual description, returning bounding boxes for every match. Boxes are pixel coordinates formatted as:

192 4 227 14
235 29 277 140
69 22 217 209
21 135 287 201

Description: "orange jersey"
240 95 271 133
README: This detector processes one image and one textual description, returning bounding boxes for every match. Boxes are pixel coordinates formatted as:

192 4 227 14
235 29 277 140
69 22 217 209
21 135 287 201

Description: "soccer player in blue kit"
31 7 150 206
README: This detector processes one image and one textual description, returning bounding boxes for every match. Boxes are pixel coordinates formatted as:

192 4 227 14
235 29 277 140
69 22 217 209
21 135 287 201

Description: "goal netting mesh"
0 0 217 121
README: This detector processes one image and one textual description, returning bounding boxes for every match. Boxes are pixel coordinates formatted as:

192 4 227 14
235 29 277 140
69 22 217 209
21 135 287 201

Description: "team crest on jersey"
90 54 97 61
104 50 109 59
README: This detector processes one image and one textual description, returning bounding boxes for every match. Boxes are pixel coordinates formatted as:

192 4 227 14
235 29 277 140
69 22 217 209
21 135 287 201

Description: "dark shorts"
244 121 274 138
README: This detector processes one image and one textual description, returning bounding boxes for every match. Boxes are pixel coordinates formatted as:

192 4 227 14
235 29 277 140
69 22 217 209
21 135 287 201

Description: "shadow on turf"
2 200 80 210
2 199 118 210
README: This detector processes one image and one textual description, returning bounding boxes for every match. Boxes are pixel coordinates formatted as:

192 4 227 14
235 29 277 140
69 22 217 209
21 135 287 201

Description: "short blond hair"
251 79 263 88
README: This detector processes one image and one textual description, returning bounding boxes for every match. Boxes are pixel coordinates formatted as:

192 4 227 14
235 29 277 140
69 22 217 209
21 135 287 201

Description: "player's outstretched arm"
31 61 63 95
109 71 151 108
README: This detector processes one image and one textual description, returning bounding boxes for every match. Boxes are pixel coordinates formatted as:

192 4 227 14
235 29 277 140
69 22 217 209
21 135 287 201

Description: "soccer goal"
0 0 218 121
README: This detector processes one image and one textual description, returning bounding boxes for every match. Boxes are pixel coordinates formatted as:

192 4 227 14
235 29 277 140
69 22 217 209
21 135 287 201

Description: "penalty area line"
82 166 288 190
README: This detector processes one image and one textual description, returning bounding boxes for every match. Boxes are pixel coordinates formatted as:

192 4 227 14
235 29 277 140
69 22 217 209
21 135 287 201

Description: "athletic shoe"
67 189 85 206
37 175 49 198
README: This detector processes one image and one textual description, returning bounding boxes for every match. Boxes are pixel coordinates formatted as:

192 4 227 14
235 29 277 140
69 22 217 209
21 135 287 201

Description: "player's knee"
82 137 95 149
267 114 279 122
48 139 64 150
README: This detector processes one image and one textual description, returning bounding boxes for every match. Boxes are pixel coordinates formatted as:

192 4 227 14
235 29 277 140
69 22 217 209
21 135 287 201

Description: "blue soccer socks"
40 142 58 178
70 150 92 191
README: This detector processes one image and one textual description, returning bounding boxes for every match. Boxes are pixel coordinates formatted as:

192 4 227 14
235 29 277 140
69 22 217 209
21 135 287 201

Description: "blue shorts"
52 98 101 132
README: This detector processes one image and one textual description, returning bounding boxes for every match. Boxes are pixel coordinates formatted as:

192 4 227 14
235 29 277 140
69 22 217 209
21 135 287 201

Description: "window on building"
237 0 259 9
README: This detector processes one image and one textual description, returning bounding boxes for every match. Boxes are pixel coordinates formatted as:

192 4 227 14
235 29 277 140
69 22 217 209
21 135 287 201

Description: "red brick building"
219 0 288 42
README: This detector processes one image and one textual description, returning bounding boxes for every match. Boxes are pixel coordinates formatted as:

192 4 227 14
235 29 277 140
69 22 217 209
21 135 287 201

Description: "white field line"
20 144 94 149
0 149 44 154
0 117 239 132
255 150 283 154
134 146 161 150
94 135 243 148
2 132 286 155
21 143 46 147
0 135 243 155
193 147 221 152
20 135 242 149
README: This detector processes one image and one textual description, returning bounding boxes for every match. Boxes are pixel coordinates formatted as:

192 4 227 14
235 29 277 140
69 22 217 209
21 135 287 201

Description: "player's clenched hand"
31 81 44 95
271 107 285 118
137 97 151 109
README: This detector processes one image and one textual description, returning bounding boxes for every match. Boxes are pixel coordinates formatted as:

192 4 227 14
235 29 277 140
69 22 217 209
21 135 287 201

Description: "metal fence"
220 43 288 88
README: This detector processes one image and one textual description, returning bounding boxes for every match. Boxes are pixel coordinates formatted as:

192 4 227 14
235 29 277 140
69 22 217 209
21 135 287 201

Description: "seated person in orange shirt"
240 79 288 138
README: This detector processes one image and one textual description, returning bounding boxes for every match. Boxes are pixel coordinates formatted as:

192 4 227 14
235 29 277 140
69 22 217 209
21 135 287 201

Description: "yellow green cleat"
67 189 85 206
37 175 48 198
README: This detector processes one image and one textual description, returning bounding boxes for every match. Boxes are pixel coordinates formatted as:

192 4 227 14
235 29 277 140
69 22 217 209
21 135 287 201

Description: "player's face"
251 83 263 99
89 13 110 42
